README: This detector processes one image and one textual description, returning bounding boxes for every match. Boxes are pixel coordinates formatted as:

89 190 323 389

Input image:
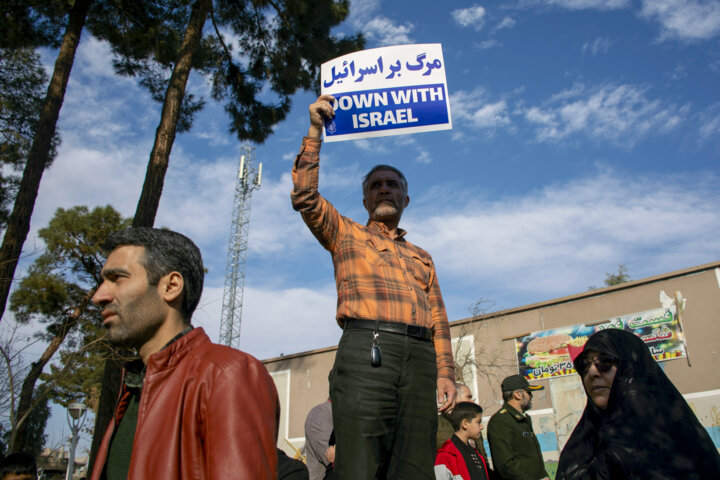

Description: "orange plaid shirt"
291 137 455 380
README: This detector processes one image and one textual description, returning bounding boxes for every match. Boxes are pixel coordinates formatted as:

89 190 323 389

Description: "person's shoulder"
490 407 509 418
435 438 460 461
307 399 332 418
401 238 434 261
488 407 512 426
190 337 267 375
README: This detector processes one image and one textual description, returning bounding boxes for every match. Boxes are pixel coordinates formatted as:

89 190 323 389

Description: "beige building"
264 261 720 468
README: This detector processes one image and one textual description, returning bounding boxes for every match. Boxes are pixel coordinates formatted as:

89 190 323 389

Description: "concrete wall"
265 346 337 454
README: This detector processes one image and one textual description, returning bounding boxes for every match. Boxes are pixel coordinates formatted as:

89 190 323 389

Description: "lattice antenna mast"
220 145 262 348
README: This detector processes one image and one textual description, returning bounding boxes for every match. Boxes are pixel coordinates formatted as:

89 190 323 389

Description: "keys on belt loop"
371 321 382 368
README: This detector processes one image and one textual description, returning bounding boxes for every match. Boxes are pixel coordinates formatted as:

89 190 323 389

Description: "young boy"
434 402 490 480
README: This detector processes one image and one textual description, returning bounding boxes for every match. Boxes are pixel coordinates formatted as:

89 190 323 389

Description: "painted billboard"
516 303 687 380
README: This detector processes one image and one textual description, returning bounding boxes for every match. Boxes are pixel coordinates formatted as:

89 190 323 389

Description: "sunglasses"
576 353 618 376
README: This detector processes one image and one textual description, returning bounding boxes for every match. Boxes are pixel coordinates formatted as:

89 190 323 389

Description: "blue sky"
21 0 720 356
5 0 720 447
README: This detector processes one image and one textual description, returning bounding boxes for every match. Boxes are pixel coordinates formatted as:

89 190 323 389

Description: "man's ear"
159 271 184 304
404 195 410 208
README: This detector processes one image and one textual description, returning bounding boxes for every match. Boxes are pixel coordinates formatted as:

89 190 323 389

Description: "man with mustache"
89 227 279 480
291 95 456 480
487 375 549 480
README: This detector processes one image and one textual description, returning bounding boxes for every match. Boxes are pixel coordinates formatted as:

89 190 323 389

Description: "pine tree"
0 47 60 228
0 0 93 327
86 0 364 226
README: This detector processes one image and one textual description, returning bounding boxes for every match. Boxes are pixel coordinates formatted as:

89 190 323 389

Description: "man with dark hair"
89 227 279 480
487 375 549 480
0 452 36 480
291 95 456 480
362 164 407 197
101 227 204 319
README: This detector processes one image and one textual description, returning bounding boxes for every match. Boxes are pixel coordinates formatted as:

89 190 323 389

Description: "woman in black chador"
556 328 720 480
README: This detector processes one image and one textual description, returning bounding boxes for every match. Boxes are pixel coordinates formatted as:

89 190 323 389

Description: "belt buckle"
406 324 422 338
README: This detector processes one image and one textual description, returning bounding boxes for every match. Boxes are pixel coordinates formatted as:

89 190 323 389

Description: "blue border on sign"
325 83 449 138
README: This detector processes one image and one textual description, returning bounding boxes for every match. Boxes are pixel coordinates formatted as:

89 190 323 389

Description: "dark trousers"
330 327 438 480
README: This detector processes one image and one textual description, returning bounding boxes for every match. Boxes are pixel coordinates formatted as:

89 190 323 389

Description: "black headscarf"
556 328 720 480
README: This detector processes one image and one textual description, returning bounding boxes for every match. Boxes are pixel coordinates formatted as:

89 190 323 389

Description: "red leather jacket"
90 327 279 479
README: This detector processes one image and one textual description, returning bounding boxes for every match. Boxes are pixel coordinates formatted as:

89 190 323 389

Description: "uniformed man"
487 375 549 480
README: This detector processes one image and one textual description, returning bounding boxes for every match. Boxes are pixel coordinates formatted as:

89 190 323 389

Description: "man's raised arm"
291 95 345 252
308 94 335 138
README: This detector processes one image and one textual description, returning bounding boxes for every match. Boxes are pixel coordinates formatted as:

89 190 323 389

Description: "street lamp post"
65 402 87 480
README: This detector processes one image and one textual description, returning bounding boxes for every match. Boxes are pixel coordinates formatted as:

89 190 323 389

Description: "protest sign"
515 305 687 380
320 44 452 142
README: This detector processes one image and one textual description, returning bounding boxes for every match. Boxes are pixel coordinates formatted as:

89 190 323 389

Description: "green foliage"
1 393 49 457
11 206 127 327
0 0 66 50
604 264 630 287
0 47 59 228
10 205 131 408
588 264 631 291
43 324 110 410
88 0 364 141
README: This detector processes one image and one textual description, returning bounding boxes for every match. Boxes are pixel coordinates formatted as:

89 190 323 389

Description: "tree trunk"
132 0 211 227
9 315 76 453
0 0 92 324
90 0 211 469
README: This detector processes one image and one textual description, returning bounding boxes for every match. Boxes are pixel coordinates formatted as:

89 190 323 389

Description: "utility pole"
219 145 262 348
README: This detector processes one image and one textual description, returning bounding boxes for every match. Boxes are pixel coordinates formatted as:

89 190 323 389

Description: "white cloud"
73 36 120 79
198 172 717 359
241 172 322 256
190 120 233 147
353 138 387 153
667 63 687 80
523 83 686 146
416 150 432 164
364 17 414 46
475 39 502 50
546 0 629 10
347 0 381 22
155 152 238 245
348 0 414 46
452 5 487 30
640 0 720 42
494 16 517 31
710 58 720 73
404 170 720 299
451 88 512 133
193 285 340 360
698 102 720 140
581 37 612 55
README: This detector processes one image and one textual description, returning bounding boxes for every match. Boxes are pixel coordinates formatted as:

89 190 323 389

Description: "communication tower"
219 144 262 348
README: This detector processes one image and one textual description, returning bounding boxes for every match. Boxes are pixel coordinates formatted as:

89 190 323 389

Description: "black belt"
343 318 432 341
